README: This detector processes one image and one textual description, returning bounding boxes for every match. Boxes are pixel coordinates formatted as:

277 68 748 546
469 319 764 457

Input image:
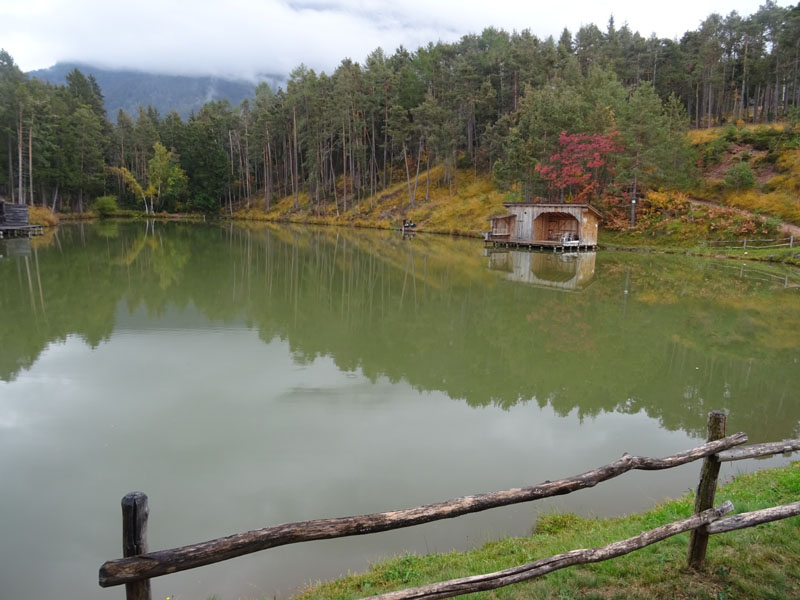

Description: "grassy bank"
295 462 800 600
599 230 800 267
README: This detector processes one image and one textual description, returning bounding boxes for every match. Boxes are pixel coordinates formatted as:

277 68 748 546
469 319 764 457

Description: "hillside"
689 123 800 226
28 62 273 120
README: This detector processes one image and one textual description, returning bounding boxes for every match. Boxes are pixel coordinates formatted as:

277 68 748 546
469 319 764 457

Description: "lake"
1 221 798 600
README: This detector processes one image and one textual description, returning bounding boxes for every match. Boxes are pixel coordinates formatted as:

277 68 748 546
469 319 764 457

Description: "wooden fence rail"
364 499 800 600
99 413 800 600
363 502 736 600
705 235 795 249
716 438 800 462
99 432 748 587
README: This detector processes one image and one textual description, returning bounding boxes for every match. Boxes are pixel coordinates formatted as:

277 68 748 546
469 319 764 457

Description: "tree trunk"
740 41 748 121
28 122 33 206
341 119 347 212
402 141 413 207
8 137 14 203
382 102 388 190
412 139 423 206
425 153 430 201
695 81 700 129
18 109 24 204
293 106 299 209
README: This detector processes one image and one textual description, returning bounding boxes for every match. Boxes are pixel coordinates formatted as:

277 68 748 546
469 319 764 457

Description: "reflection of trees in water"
1 222 798 441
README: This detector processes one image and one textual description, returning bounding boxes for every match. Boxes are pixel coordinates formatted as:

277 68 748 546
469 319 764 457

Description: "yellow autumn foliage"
27 205 59 226
644 190 690 215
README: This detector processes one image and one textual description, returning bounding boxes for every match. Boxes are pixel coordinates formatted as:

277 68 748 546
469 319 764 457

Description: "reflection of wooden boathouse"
488 250 597 291
0 202 43 239
486 203 601 250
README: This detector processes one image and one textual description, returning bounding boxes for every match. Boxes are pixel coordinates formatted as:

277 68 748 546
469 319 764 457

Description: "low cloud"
1 0 791 81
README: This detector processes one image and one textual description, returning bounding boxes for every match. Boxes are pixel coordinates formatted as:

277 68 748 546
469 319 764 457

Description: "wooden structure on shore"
487 202 601 250
0 202 43 238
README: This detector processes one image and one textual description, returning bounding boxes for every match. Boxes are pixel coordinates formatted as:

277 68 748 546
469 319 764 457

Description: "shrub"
27 205 59 226
723 123 739 142
93 195 119 217
724 162 755 191
644 190 690 216
700 135 730 166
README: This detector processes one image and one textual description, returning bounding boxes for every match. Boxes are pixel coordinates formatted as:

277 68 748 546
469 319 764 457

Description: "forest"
0 1 798 217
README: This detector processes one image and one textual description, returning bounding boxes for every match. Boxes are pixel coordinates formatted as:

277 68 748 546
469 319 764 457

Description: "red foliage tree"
535 131 622 202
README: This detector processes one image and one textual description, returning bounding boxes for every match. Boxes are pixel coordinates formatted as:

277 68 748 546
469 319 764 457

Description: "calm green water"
1 221 798 600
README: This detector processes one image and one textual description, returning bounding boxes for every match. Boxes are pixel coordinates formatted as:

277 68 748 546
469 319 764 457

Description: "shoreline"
31 211 800 268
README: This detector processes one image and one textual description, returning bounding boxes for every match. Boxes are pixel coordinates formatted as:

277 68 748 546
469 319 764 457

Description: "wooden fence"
99 412 800 600
705 235 796 250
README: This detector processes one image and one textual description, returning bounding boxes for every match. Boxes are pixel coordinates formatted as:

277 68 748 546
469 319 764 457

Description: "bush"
93 195 119 217
644 190 690 216
723 123 739 142
27 205 59 226
724 162 755 191
700 135 730 166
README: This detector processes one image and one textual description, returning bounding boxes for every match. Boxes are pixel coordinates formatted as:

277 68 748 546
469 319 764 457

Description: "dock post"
122 492 152 600
687 411 726 570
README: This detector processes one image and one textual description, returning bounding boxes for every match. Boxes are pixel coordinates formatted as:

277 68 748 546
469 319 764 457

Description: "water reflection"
1 222 799 441
1 221 799 600
487 250 596 291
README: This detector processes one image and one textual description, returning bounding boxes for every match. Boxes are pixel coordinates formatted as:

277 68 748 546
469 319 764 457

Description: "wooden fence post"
122 492 152 600
687 411 726 570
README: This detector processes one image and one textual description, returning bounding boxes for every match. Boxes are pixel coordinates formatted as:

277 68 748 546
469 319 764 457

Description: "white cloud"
1 0 793 80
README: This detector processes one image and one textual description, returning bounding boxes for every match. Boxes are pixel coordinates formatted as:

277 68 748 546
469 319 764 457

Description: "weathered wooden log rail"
363 499 800 600
99 433 748 587
99 413 800 600
706 235 796 249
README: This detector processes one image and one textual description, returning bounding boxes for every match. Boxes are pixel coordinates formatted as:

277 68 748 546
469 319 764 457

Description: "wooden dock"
483 235 597 252
0 224 44 239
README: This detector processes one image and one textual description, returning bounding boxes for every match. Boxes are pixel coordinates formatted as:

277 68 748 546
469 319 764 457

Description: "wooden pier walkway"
0 224 44 239
483 235 597 252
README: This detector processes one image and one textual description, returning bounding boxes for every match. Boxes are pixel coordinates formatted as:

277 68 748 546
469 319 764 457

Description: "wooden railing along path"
705 235 796 250
99 412 800 600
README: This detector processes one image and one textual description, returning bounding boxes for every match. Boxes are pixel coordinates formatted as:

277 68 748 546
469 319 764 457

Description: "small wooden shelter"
0 201 42 239
487 202 601 250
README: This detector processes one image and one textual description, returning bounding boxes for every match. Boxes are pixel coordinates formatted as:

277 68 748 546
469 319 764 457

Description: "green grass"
599 228 800 267
295 463 800 600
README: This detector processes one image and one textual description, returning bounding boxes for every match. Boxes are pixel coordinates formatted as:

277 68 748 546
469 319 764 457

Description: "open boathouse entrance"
487 202 601 251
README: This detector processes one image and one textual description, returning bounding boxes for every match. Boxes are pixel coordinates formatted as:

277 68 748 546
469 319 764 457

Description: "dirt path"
688 198 800 237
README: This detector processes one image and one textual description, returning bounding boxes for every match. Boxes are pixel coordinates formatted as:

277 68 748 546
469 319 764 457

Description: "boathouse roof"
499 202 603 218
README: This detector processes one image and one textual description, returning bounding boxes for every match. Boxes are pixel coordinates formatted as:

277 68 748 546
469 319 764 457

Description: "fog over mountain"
29 63 286 120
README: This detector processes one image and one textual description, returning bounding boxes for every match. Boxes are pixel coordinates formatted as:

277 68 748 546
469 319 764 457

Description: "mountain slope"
28 62 262 120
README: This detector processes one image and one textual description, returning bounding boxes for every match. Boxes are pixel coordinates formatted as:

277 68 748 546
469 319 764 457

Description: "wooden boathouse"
487 202 601 250
0 202 43 239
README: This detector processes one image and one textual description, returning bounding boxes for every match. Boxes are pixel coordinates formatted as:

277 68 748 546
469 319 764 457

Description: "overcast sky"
1 0 794 81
